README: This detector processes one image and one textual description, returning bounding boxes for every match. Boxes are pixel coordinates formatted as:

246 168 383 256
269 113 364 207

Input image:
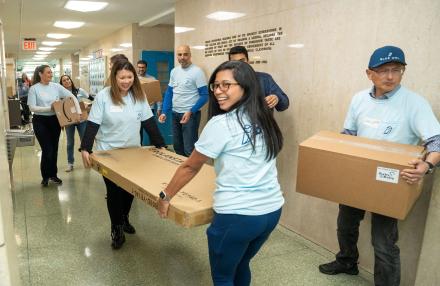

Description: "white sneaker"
65 164 74 172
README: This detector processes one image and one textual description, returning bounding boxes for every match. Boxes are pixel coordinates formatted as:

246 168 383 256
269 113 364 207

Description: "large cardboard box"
296 131 425 220
91 147 215 227
53 97 81 127
139 77 162 104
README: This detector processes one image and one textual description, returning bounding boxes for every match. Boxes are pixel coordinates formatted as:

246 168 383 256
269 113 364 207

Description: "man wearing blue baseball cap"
318 46 440 285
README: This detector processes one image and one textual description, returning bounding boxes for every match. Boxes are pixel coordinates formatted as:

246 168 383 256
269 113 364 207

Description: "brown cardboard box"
53 97 81 127
91 147 215 227
79 102 91 121
139 77 162 104
296 131 425 220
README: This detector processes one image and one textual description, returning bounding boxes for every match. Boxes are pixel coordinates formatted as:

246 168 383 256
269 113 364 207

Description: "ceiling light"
206 11 246 21
119 43 132 48
191 45 206 50
39 47 56 51
64 1 108 12
288 43 305 49
41 41 62 46
175 26 195 34
80 57 91 61
54 21 85 29
36 51 51 55
110 48 124 52
47 33 71 39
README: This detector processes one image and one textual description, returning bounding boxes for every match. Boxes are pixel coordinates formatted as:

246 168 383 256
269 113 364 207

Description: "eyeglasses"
371 67 405 77
209 81 240 92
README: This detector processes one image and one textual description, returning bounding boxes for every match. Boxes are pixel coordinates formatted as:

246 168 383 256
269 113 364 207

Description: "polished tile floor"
11 132 373 286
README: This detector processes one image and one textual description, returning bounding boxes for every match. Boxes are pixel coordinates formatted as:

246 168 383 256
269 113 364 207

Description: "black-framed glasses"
209 81 240 92
371 67 405 77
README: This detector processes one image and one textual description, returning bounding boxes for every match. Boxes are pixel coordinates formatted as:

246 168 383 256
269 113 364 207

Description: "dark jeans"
172 111 201 157
20 96 30 121
32 115 61 180
103 177 134 226
65 121 86 164
207 208 282 286
336 204 400 286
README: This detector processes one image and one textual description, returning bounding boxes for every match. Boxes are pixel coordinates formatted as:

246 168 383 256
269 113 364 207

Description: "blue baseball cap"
368 46 407 69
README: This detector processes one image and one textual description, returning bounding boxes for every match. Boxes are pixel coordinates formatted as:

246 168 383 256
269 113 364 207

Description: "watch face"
159 191 165 199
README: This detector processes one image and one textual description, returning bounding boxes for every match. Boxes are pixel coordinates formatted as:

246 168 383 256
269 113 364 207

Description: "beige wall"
133 24 174 61
175 0 440 285
77 23 174 92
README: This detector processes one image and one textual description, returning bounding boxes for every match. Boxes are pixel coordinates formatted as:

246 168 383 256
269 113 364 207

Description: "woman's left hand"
157 199 170 218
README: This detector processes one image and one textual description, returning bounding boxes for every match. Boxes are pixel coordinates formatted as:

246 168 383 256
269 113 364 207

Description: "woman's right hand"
81 151 92 168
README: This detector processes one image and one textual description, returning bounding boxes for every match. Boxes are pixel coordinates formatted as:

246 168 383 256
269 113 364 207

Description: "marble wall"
175 0 440 285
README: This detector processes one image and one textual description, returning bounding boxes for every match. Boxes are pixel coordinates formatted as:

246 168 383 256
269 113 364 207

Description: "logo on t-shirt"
242 124 262 145
384 126 393 134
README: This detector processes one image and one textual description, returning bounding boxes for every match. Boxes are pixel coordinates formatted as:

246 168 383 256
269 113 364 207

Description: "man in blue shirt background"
228 46 289 112
159 45 208 157
318 46 440 286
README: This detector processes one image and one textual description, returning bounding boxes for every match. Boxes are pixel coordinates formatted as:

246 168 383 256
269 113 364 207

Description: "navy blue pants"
207 208 282 286
171 111 201 157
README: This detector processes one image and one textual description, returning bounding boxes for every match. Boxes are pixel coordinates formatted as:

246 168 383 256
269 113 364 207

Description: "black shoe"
123 215 136 234
111 225 126 249
319 260 359 275
41 178 48 187
49 177 63 185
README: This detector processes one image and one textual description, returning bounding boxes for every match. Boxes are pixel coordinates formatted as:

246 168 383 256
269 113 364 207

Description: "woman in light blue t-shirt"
60 74 94 172
157 61 284 286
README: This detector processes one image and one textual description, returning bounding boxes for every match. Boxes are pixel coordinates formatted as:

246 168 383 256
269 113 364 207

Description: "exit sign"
22 38 37 50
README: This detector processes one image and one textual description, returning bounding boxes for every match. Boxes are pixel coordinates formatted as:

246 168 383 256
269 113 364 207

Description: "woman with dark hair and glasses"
157 61 284 285
60 74 94 172
80 60 166 250
27 65 81 186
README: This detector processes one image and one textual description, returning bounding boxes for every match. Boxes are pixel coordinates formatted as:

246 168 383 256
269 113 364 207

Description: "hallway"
12 134 373 285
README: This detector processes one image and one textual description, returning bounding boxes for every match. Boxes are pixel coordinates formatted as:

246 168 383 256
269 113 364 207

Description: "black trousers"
336 204 400 286
32 115 61 180
103 177 134 226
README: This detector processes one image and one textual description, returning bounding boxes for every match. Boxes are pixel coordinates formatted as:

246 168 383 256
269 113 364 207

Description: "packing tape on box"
313 135 424 158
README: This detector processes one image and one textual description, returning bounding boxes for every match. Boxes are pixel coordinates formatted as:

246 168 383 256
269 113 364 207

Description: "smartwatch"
159 191 171 202
425 161 435 174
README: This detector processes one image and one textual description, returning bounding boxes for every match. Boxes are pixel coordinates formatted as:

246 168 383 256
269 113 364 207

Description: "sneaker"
319 260 359 275
122 215 136 234
49 177 63 185
41 178 49 187
65 164 74 172
111 225 126 249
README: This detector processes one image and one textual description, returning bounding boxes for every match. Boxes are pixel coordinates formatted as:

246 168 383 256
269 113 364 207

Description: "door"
140 50 174 145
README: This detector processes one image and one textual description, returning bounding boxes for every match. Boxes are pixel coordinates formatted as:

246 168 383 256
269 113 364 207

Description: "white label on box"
376 167 399 184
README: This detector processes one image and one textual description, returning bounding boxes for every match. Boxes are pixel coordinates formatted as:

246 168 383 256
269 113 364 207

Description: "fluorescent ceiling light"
175 26 195 34
54 21 85 29
206 11 245 21
33 56 48 59
36 51 51 55
191 45 206 50
39 47 56 51
288 43 305 49
41 41 62 46
119 43 132 48
47 33 71 39
80 57 90 61
64 1 108 12
110 48 124 52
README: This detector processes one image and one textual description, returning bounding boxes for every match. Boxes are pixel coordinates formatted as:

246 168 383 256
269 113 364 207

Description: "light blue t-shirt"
27 82 74 116
195 112 284 215
88 87 153 151
77 88 90 101
344 86 440 144
169 64 206 113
